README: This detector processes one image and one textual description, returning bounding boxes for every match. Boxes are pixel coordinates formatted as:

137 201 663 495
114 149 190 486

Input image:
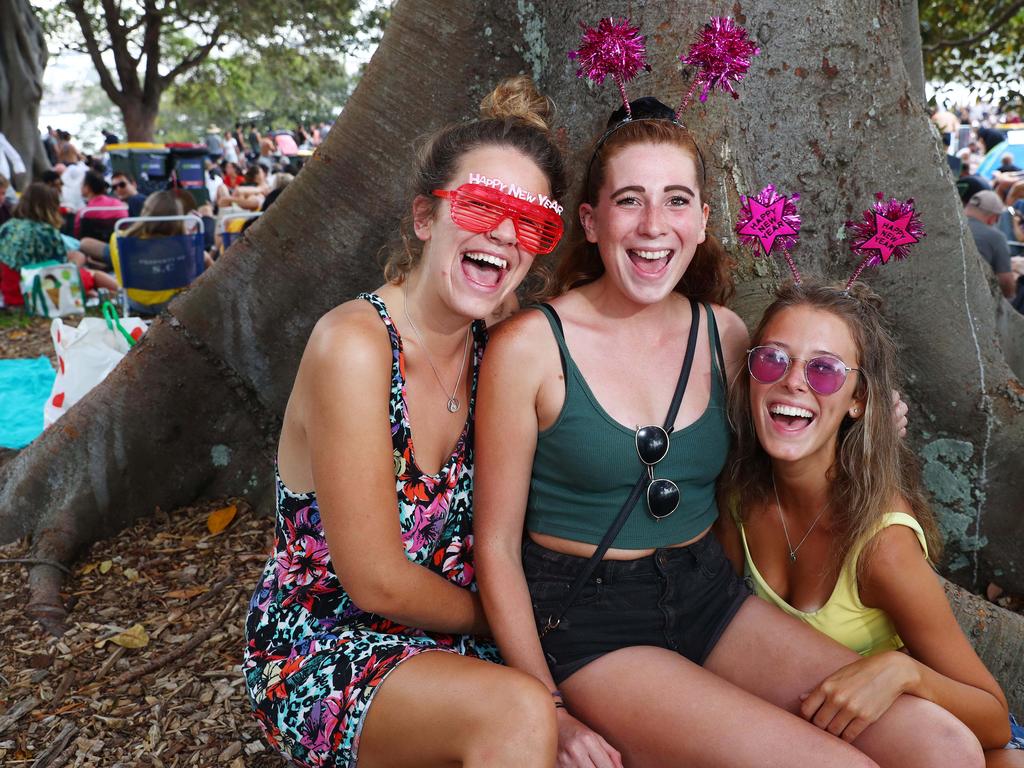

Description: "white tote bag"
43 304 148 427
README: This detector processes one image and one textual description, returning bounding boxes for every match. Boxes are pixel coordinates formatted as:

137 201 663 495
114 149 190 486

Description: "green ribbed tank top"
526 302 730 549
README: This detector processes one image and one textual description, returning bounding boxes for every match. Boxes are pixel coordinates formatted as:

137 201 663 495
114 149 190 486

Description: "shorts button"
595 577 603 584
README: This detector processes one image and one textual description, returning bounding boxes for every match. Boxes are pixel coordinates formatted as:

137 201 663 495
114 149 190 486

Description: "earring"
851 406 860 417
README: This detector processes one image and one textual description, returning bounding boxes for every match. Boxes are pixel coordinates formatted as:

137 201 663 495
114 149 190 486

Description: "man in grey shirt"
965 190 1016 298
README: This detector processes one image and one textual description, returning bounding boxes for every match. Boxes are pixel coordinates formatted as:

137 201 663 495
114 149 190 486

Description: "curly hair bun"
842 280 885 312
480 75 553 132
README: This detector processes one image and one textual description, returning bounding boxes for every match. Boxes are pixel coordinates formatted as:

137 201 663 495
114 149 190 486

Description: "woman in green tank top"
474 99 984 767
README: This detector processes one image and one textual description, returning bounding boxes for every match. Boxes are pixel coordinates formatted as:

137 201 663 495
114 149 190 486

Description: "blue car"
976 134 1024 179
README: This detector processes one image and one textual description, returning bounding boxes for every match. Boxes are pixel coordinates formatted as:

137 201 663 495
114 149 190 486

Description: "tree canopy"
39 0 387 141
920 0 1024 103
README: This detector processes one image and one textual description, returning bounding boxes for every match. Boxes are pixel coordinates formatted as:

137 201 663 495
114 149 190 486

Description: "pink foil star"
737 185 803 283
845 194 924 288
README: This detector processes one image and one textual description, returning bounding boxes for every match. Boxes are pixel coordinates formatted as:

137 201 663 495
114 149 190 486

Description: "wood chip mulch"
0 498 286 767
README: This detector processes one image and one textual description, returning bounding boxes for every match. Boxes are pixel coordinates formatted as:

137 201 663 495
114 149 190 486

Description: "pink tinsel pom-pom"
846 193 924 267
568 17 648 86
681 17 760 102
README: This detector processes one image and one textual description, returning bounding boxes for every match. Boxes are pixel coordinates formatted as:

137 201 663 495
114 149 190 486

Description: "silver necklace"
771 475 829 563
402 286 471 413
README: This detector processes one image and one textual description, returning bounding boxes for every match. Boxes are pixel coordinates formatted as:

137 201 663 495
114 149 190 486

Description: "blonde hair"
382 76 566 283
123 191 186 238
724 281 941 574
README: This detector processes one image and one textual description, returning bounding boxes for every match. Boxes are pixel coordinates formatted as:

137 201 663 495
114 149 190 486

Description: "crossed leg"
358 650 557 768
560 598 983 768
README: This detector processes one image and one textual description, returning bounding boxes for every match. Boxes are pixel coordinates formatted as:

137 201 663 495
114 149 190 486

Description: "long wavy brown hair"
545 119 733 304
725 281 941 573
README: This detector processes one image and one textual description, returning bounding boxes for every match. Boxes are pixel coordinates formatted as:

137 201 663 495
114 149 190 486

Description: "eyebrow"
762 340 846 359
609 184 697 198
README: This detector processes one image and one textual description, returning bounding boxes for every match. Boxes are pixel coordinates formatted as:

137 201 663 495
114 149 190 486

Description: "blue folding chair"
112 215 205 315
219 211 261 256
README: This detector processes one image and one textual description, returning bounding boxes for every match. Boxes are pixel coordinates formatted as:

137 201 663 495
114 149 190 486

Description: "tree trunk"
0 0 1020 655
0 0 48 179
120 97 160 143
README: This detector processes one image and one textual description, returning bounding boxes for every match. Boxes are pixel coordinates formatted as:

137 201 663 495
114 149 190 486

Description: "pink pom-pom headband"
569 15 759 123
736 188 924 290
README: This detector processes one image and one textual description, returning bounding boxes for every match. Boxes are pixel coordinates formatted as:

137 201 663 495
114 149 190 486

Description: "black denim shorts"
522 531 751 684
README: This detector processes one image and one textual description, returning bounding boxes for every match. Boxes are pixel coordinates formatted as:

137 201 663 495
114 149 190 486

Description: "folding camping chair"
112 214 205 316
219 211 261 257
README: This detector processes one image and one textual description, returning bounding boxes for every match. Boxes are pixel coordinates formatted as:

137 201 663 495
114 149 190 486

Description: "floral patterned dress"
243 292 498 768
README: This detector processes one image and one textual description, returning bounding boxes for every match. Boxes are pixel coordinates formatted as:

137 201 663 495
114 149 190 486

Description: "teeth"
631 249 671 260
464 252 507 269
770 404 814 419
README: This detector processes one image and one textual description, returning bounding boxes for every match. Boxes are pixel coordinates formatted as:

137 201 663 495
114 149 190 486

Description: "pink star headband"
737 187 925 290
845 193 924 289
569 15 759 122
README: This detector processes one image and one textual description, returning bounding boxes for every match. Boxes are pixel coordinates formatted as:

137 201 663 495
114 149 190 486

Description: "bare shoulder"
486 305 557 365
859 501 933 605
302 298 391 374
709 304 750 347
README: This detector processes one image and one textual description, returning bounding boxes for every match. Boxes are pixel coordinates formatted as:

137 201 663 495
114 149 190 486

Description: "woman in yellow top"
719 281 1024 766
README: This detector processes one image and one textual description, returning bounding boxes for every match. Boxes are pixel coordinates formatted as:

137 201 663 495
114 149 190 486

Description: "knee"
901 699 984 768
496 672 557 738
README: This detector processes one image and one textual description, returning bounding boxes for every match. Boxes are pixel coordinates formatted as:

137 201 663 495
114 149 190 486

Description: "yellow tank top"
738 512 928 657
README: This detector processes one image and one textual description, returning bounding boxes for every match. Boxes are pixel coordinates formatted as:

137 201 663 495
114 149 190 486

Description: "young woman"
243 77 567 768
0 182 118 306
719 282 1024 768
474 100 984 767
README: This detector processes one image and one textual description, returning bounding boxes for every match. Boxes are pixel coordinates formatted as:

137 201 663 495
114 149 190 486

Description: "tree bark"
0 0 1020 650
0 0 49 180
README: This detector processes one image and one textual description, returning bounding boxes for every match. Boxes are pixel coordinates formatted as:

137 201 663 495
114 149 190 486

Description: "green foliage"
920 0 1024 102
39 0 389 139
157 46 356 141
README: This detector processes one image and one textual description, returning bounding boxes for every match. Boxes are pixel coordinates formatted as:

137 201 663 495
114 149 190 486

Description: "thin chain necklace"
771 475 829 563
402 285 471 413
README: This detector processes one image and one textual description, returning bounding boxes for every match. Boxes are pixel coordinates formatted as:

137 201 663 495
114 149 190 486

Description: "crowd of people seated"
0 120 315 311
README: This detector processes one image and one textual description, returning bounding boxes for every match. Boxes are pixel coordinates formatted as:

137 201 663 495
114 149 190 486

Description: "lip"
765 400 817 434
626 247 675 279
459 246 514 292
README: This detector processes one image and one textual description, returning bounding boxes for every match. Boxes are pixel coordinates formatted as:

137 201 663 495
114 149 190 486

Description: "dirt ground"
0 314 285 767
3 313 1022 767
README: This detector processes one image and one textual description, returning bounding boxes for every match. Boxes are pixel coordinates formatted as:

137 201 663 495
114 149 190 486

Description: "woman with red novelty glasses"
720 282 1024 767
242 76 566 768
474 99 983 767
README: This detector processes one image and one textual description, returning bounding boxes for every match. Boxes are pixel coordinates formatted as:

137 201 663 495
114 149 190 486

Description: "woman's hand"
890 390 908 438
799 651 916 743
556 709 624 768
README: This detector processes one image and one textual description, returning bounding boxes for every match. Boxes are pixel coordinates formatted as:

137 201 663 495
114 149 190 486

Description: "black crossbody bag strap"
539 300 701 638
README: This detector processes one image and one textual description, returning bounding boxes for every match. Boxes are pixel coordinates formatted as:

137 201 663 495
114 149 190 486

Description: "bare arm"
474 313 556 688
474 312 623 768
802 520 1010 747
300 306 487 635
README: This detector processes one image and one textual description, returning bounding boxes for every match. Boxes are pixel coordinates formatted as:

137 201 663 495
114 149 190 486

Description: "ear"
579 203 598 243
848 395 866 420
411 195 434 242
698 201 710 244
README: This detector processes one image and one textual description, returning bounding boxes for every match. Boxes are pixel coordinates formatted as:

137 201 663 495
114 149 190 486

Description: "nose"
781 358 807 392
638 203 667 237
487 215 518 246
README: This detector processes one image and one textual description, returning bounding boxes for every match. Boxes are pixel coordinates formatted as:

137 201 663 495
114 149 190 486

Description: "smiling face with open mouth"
749 305 865 472
579 141 709 306
413 145 554 321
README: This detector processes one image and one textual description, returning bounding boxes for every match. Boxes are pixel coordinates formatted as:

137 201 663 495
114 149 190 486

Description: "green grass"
0 310 36 330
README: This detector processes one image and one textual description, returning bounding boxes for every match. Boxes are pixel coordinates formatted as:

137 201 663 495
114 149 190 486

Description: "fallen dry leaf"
110 623 149 649
207 505 238 535
165 586 209 600
99 560 112 574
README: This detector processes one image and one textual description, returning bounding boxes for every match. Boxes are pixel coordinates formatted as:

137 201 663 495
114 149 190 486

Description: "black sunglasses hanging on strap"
539 299 701 639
